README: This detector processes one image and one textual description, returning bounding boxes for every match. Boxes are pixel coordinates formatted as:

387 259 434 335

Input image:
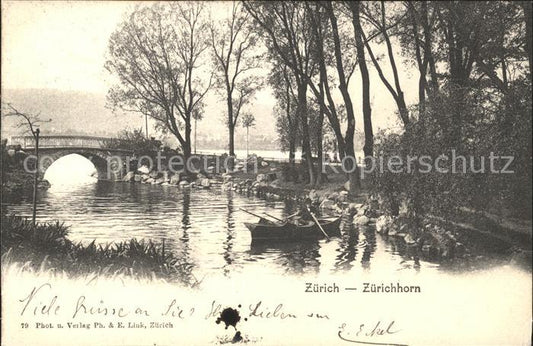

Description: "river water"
4 179 532 345
3 180 529 278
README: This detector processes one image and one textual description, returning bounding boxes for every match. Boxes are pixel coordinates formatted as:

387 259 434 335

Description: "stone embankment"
121 165 217 189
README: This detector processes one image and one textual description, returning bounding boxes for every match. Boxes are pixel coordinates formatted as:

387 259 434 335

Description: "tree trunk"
319 56 346 161
227 95 235 157
419 2 438 95
522 1 532 84
289 139 297 182
310 2 346 163
418 74 427 117
381 1 409 126
194 118 197 154
443 6 470 148
229 125 235 156
350 1 374 158
297 83 315 186
324 1 361 194
316 73 326 187
184 119 192 172
32 129 40 227
408 1 429 117
228 124 235 170
397 93 409 126
316 128 323 187
284 68 298 182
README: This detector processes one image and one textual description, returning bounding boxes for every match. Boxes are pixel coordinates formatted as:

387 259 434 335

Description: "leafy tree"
105 128 162 156
361 1 410 126
271 62 302 181
346 1 374 158
399 1 440 117
270 62 299 166
244 1 319 186
369 1 532 220
105 3 212 163
306 1 353 163
209 1 262 159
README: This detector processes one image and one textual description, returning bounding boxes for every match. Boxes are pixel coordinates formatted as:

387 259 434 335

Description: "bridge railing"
10 135 113 149
194 150 302 163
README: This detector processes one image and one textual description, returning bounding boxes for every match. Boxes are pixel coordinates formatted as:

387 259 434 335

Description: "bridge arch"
39 149 116 180
10 135 133 181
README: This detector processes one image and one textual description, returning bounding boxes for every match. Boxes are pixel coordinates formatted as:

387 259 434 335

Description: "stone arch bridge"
9 135 133 180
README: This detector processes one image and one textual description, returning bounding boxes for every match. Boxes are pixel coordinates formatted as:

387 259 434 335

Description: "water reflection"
3 180 528 278
223 191 236 276
177 191 194 276
334 229 359 272
361 226 377 270
249 241 321 275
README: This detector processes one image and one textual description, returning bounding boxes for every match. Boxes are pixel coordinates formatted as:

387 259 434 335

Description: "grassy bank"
1 215 199 286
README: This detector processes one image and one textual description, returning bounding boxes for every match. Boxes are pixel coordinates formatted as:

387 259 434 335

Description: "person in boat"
289 198 319 226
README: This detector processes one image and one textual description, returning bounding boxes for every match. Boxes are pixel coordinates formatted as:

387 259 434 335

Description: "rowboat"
245 216 341 242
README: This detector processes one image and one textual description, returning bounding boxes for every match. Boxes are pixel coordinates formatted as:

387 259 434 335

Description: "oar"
310 212 330 241
262 212 284 222
239 208 266 220
286 211 300 219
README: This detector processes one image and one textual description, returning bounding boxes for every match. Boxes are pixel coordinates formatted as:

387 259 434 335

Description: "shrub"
370 81 532 220
1 214 198 286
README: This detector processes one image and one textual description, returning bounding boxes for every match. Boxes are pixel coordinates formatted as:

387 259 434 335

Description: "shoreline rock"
2 171 51 195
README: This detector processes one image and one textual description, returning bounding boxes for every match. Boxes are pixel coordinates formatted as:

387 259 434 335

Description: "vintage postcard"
1 1 531 345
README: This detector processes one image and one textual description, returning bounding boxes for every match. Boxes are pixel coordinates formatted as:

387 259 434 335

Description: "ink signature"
338 321 408 346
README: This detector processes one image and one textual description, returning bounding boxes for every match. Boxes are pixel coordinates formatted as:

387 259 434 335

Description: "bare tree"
2 103 51 226
210 1 261 160
105 3 212 162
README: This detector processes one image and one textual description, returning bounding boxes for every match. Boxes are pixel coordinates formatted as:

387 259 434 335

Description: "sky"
2 1 418 142
2 1 130 92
